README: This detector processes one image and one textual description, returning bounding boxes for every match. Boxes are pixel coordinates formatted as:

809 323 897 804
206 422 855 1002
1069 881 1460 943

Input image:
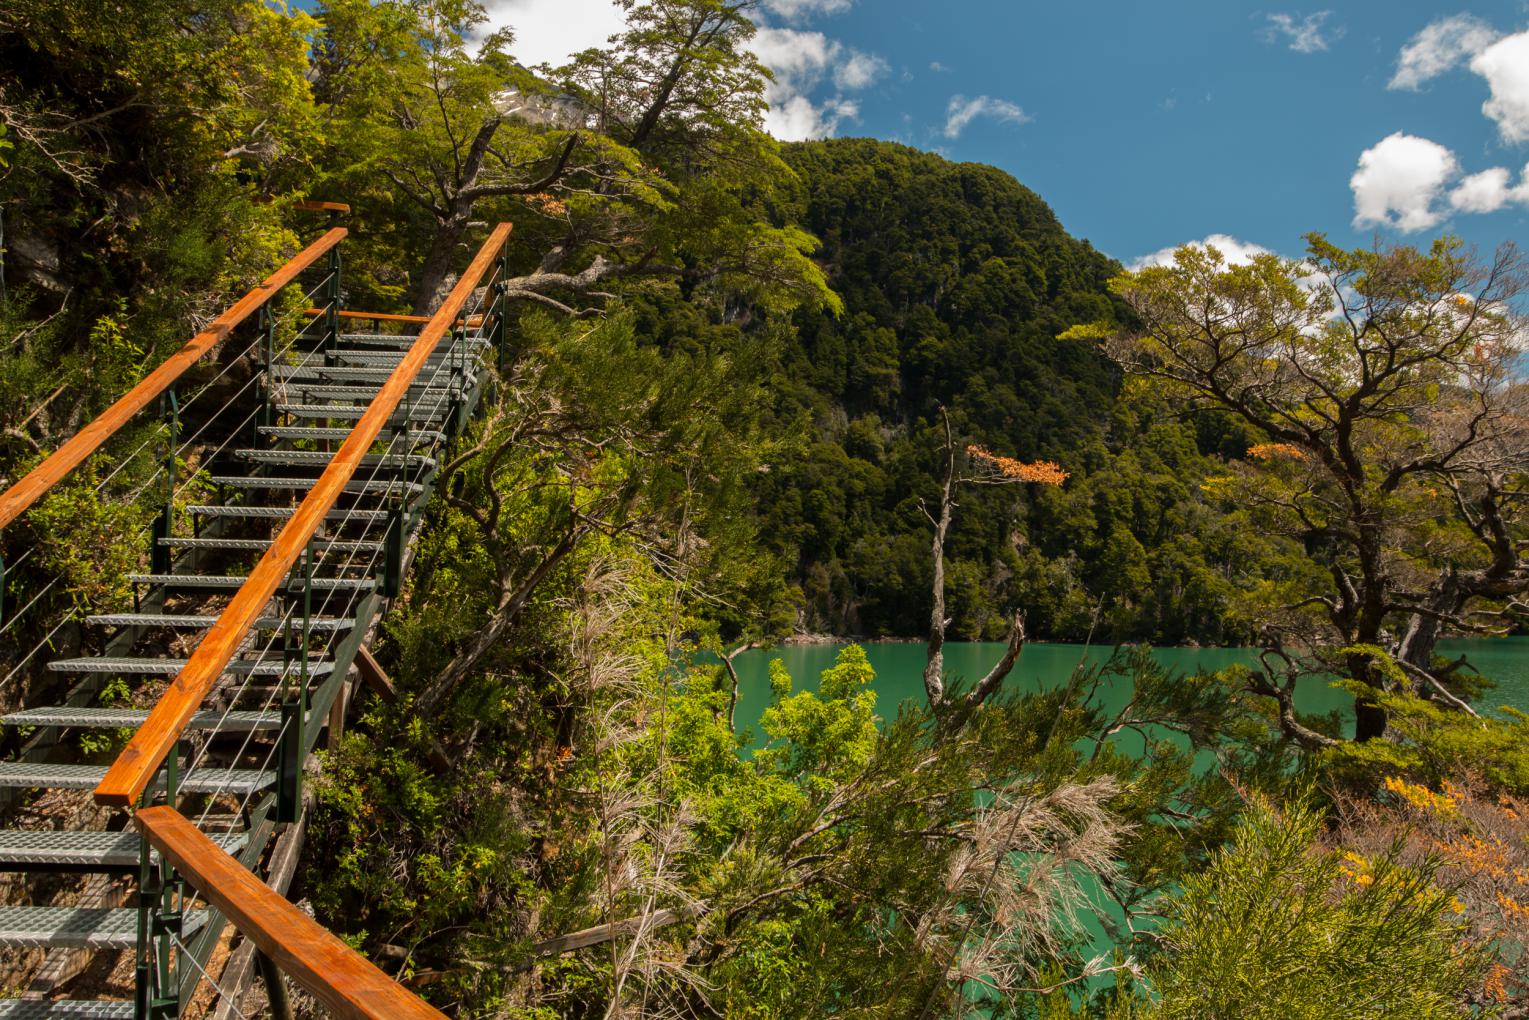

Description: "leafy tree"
1078 237 1529 741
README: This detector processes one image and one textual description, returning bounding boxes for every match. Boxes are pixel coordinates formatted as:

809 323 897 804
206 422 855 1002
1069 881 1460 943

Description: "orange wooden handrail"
135 806 446 1020
293 200 352 215
0 227 348 533
93 223 512 808
302 308 484 327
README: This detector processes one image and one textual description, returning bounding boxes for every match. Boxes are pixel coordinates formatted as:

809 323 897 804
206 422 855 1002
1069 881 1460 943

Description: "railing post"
494 243 511 367
151 387 178 575
382 505 405 599
257 304 276 446
324 244 342 362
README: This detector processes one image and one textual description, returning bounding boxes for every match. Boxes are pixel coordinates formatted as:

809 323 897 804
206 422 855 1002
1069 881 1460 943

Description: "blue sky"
490 0 1529 267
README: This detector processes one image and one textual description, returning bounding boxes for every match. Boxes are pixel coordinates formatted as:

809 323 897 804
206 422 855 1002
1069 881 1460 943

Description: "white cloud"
765 95 859 141
750 27 884 141
1351 132 1460 232
762 0 853 22
1389 14 1499 90
483 0 629 67
1129 234 1273 272
943 95 1028 139
929 61 951 73
835 51 888 90
1264 11 1342 54
1470 31 1529 143
1449 164 1529 212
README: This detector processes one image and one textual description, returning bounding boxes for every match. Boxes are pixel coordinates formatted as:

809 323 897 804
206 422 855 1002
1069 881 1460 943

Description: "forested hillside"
756 139 1291 644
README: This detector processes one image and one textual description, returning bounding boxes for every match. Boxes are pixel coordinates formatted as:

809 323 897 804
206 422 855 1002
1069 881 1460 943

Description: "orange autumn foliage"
965 445 1069 486
1247 442 1307 462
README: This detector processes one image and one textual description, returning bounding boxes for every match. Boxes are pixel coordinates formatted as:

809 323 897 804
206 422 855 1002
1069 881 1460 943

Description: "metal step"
275 403 451 423
337 333 489 350
126 573 377 591
236 450 435 470
3 707 281 731
0 1001 135 1018
186 505 396 523
273 364 466 384
207 475 425 497
86 613 353 631
0 906 205 949
155 536 384 554
0 763 275 796
332 350 479 367
46 658 335 678
259 424 446 443
0 829 244 868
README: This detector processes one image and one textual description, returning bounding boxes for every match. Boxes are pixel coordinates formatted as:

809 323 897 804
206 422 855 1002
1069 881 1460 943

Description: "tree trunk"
412 211 469 315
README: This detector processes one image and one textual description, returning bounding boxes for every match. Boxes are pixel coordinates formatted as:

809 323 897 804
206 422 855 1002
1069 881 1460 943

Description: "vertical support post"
382 505 405 599
324 244 342 362
256 304 275 445
255 951 295 1020
151 388 178 575
494 242 511 367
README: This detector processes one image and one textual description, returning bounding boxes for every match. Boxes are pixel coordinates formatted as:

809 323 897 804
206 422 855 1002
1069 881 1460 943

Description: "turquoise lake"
731 638 1529 739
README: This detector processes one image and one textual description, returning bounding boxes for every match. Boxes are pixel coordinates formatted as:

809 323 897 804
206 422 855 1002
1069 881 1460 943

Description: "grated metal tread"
186 505 395 522
275 403 450 422
236 449 435 470
259 424 445 443
0 906 205 949
126 573 376 591
337 333 488 349
86 612 353 631
3 707 281 731
0 828 244 867
47 657 336 678
332 350 480 366
207 475 424 496
0 763 275 795
273 365 465 383
0 1001 135 1018
155 536 384 553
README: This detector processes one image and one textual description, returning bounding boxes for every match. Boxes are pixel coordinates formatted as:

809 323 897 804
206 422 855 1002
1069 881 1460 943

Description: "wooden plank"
293 200 351 214
94 223 511 809
353 645 398 703
0 228 348 532
135 806 445 1020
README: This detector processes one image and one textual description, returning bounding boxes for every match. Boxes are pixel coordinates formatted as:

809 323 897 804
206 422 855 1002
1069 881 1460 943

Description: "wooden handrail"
293 200 352 215
135 806 447 1020
0 227 348 532
94 223 512 808
303 308 484 326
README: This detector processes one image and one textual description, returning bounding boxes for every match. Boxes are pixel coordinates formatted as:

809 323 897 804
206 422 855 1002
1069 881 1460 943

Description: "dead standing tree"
921 408 1069 727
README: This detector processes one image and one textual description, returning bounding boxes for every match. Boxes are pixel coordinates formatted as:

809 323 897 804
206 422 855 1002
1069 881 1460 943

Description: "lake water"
731 638 1529 740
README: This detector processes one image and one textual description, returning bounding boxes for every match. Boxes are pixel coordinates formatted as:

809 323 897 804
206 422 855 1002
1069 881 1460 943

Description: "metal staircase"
0 219 508 1017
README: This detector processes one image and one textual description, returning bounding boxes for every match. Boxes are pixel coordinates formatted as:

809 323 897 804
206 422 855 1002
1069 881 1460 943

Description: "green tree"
1078 236 1529 741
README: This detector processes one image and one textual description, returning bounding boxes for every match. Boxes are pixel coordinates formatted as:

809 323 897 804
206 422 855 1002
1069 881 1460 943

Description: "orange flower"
966 445 1069 486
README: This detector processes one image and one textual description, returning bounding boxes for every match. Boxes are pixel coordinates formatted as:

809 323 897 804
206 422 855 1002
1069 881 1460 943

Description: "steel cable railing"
95 223 511 809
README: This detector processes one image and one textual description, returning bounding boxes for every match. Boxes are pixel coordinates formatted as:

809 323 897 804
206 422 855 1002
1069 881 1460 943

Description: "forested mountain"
754 139 1288 644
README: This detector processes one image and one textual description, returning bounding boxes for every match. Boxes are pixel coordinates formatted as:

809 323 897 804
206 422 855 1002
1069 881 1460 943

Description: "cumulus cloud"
1351 132 1460 232
762 0 853 22
1449 164 1529 212
483 0 629 67
750 27 885 141
1470 32 1529 143
1129 234 1273 272
1389 14 1500 90
943 95 1029 139
1263 11 1342 54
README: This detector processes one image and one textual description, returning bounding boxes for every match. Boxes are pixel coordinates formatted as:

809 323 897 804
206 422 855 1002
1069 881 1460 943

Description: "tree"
1076 236 1529 742
314 0 835 316
921 406 1068 725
